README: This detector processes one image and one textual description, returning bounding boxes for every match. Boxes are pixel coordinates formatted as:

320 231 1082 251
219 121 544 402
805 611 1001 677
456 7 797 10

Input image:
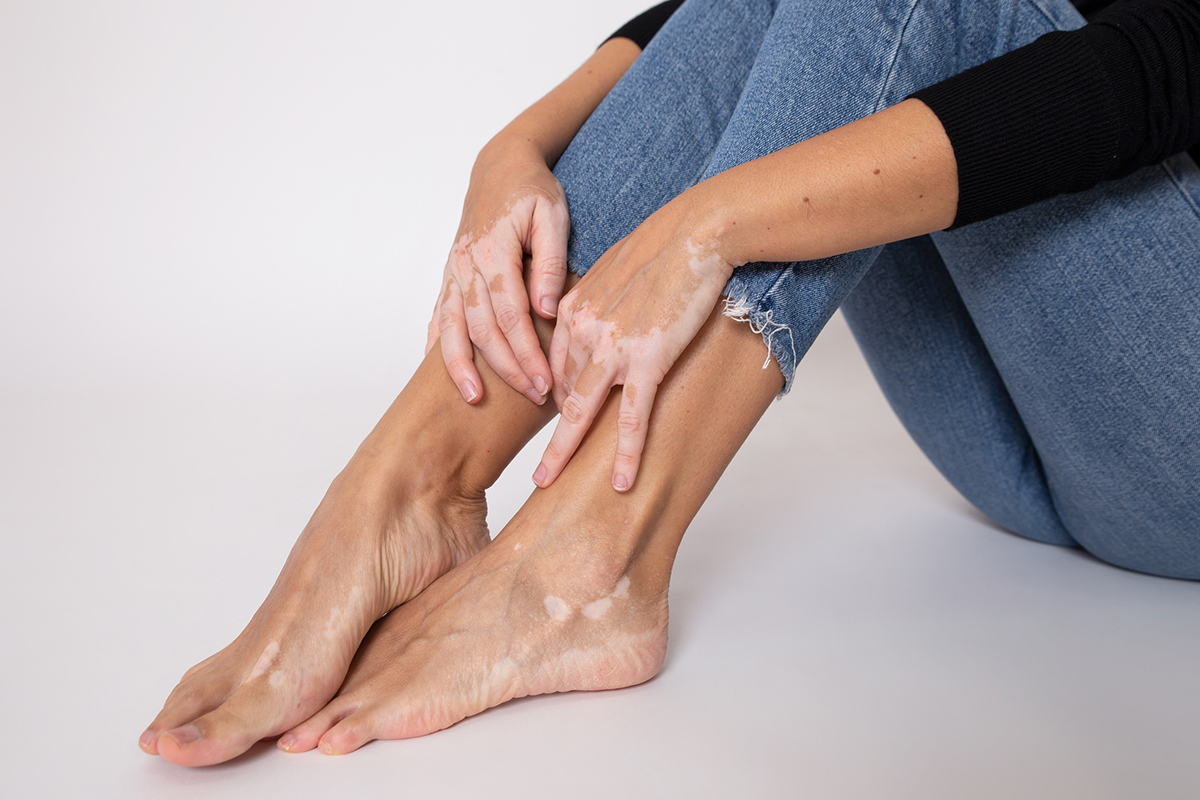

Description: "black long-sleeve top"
607 0 1200 229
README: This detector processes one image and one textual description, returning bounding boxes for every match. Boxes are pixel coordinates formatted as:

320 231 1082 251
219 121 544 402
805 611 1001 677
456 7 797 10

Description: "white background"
2 1 1197 797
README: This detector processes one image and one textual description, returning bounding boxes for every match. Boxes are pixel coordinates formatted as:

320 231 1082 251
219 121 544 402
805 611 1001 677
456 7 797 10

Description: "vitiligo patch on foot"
581 575 631 620
543 595 571 621
581 596 613 619
246 640 280 683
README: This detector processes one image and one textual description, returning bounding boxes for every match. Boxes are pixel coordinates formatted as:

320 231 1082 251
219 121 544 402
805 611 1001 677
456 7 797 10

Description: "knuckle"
537 256 568 278
543 437 566 462
560 395 588 425
467 321 495 345
616 411 642 436
494 305 524 335
438 302 461 327
444 358 473 378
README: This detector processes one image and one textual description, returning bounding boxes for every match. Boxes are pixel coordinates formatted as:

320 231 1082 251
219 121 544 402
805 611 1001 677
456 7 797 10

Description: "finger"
438 279 484 404
528 198 570 319
564 333 599 400
489 274 552 402
548 305 572 408
533 360 614 488
611 377 660 492
460 274 542 404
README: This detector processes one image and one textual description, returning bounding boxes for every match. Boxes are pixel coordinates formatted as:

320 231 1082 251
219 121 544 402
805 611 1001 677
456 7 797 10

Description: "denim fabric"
552 0 1200 578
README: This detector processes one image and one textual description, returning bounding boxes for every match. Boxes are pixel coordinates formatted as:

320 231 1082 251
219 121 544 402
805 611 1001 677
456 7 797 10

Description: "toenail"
165 725 200 747
278 734 296 751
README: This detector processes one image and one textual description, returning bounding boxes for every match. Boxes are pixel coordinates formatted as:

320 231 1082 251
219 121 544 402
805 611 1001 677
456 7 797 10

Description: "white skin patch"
581 596 613 620
246 640 280 682
543 595 571 622
581 575 632 620
323 585 361 641
513 542 522 552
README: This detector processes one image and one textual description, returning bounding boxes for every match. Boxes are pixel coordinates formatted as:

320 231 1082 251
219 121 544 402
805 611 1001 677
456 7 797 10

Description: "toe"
278 697 359 754
141 675 236 755
317 709 381 755
156 681 288 767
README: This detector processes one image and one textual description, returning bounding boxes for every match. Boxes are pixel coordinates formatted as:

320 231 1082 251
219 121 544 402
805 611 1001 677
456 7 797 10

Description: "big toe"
140 675 236 755
156 682 288 767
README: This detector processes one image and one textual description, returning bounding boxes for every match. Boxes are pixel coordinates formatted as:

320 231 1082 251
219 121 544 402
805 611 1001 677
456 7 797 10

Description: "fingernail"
540 296 558 316
524 388 545 405
139 730 157 751
613 474 629 491
533 464 547 486
278 734 296 751
533 375 549 396
165 725 200 747
460 380 478 402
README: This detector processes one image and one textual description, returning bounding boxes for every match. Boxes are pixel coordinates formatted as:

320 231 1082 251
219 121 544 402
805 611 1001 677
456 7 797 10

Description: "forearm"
695 99 959 267
481 37 642 167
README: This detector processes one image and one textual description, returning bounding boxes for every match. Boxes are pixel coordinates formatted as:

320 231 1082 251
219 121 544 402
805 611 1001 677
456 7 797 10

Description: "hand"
427 143 570 405
533 195 737 492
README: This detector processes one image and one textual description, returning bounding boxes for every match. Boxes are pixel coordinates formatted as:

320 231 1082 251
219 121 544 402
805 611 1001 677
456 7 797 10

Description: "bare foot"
139 445 489 767
277 499 671 753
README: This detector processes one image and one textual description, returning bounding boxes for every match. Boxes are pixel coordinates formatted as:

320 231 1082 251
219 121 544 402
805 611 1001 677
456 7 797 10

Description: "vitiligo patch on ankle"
543 595 571 621
581 575 631 620
581 597 613 620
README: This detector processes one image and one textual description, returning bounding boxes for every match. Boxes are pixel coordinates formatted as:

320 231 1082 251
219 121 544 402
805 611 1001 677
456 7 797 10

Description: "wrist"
679 180 746 279
477 123 556 172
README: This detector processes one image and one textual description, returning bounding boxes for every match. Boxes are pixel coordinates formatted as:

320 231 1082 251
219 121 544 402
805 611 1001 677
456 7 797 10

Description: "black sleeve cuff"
605 0 685 51
912 30 1123 229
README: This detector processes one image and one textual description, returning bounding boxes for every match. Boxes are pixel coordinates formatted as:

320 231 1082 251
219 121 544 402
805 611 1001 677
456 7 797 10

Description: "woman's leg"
147 0 779 767
843 151 1200 579
930 155 1200 578
705 0 1200 576
842 236 1077 546
278 299 783 753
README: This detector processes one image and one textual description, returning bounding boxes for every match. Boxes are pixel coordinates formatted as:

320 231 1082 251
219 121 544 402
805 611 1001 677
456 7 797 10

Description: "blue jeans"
552 0 1200 579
